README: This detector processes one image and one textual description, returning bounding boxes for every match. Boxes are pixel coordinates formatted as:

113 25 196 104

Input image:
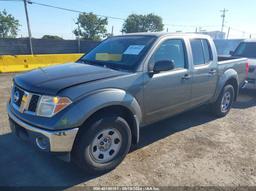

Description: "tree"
73 12 108 41
0 9 20 38
42 35 63 40
122 13 164 33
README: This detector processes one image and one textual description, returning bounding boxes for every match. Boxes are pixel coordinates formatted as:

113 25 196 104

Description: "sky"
0 0 255 39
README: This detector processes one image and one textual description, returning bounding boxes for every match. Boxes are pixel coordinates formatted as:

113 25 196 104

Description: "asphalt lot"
0 73 256 189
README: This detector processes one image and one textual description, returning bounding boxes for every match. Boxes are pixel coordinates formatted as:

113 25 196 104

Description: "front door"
143 38 192 124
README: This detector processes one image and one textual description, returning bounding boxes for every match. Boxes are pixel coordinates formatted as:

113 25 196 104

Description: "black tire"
211 84 235 117
72 115 132 174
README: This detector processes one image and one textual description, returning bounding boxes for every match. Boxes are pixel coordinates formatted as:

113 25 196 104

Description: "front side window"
79 35 156 71
151 39 187 69
233 42 256 59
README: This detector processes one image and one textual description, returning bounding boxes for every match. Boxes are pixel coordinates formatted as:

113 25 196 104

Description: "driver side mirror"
229 51 234 56
152 60 175 74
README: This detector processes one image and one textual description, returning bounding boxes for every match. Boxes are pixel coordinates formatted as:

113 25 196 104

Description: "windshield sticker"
123 45 145 55
96 53 122 61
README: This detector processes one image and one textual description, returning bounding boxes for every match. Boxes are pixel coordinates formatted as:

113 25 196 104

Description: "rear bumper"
7 104 79 152
241 80 248 89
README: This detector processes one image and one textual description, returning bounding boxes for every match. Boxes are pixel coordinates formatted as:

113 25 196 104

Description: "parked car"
230 39 256 89
7 33 248 174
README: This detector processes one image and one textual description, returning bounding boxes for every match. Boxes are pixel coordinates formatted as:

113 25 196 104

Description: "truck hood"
14 62 128 95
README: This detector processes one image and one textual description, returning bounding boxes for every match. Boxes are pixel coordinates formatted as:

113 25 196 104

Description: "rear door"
190 39 218 106
143 38 192 123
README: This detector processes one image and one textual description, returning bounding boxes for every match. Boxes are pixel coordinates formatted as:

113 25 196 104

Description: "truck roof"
116 32 211 39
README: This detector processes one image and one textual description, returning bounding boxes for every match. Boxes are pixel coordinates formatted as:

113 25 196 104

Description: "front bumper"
7 104 79 152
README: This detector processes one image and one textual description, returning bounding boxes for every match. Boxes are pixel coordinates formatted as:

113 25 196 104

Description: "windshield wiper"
78 59 120 70
78 59 130 72
78 59 105 67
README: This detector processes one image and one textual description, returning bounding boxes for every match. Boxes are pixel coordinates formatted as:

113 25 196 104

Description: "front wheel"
211 84 235 117
72 115 132 174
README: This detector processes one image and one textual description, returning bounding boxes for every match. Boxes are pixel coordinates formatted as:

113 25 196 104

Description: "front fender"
212 69 238 102
72 88 142 128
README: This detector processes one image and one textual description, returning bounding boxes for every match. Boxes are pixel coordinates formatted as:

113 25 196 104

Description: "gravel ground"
0 73 256 189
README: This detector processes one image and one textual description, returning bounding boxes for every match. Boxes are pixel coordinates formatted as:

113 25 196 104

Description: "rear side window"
190 39 213 65
202 40 213 62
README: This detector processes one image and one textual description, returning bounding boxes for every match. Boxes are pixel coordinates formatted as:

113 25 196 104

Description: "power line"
2 0 256 38
0 0 22 1
0 0 126 21
30 1 222 29
0 0 223 29
165 23 219 28
225 26 256 36
28 0 125 21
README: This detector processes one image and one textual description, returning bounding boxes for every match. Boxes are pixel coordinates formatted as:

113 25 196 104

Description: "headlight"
37 96 72 117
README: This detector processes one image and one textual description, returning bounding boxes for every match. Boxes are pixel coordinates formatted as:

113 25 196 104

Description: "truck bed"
217 56 248 88
218 55 243 62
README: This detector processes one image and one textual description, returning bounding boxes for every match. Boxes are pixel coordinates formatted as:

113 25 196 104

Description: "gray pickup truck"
7 33 248 174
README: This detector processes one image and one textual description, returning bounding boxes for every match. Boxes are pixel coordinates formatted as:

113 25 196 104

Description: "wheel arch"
80 105 139 145
212 69 239 102
73 89 142 147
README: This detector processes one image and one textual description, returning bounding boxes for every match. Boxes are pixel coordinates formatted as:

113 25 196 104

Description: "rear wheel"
211 84 235 117
72 115 131 174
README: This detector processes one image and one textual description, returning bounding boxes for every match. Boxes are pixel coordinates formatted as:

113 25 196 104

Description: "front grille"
28 95 40 112
12 85 41 114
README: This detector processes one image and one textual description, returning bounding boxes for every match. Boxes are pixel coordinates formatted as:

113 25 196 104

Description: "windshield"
233 42 256 59
78 35 157 71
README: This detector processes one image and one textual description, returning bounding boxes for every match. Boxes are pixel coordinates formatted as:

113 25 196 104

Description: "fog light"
36 136 49 150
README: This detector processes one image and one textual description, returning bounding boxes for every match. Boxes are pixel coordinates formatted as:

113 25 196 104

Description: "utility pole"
77 21 81 53
23 0 33 54
220 8 228 33
226 26 230 39
111 26 114 36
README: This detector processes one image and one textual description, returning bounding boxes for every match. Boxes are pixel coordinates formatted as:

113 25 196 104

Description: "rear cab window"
190 39 213 66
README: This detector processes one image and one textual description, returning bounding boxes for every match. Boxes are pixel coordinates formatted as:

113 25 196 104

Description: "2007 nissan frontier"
7 33 248 174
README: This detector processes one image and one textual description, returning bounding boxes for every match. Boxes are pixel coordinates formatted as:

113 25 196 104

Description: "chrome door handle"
209 69 217 75
182 74 191 80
